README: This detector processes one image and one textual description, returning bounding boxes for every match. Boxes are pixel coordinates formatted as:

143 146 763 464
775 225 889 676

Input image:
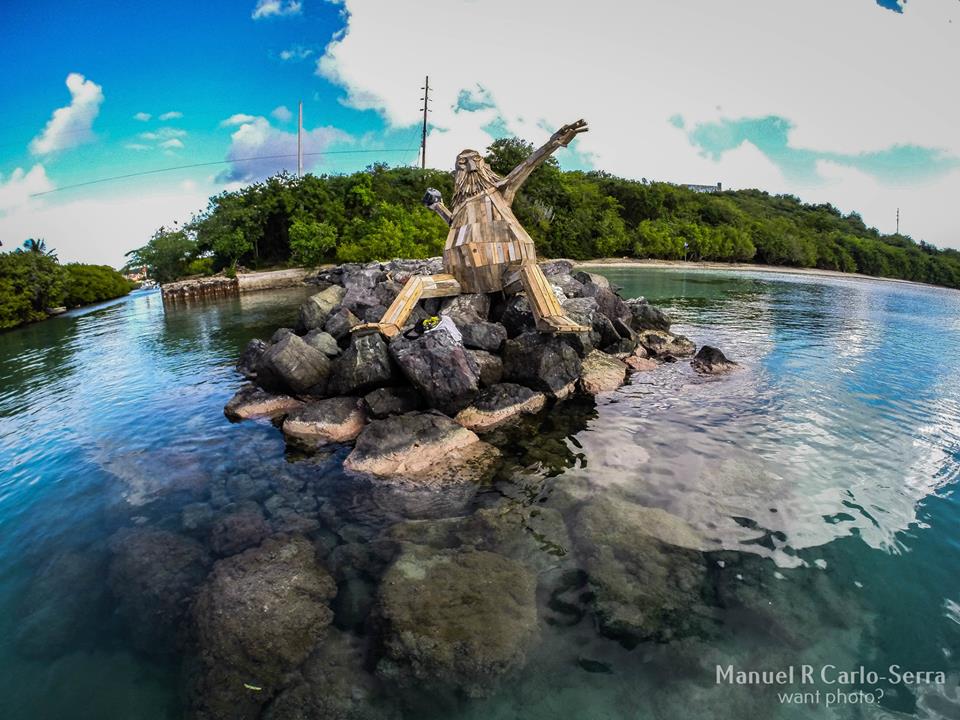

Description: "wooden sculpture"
355 119 590 337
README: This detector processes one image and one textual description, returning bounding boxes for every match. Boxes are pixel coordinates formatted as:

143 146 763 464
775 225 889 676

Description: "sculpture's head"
452 149 501 208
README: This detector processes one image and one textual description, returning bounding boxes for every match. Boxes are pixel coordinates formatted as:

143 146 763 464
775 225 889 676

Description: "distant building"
683 182 723 193
125 265 149 282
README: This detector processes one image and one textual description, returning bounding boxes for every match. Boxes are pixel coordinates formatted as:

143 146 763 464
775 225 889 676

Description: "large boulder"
363 386 422 419
344 411 499 486
302 329 341 358
237 339 267 379
579 350 628 395
258 334 332 395
638 329 696 359
108 528 211 654
389 329 480 414
454 383 547 433
691 345 739 374
572 495 706 645
465 349 503 387
626 298 672 332
224 384 303 421
501 332 582 398
376 545 538 698
562 296 619 352
324 307 361 342
328 333 395 396
440 293 490 322
191 536 337 720
458 320 507 352
282 397 367 446
297 285 347 333
499 295 536 338
580 282 632 328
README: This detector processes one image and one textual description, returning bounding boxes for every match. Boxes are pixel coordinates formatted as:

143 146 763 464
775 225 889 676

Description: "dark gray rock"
501 332 582 398
224 384 303 421
270 327 295 344
236 338 267 379
440 293 490 322
297 285 347 333
329 333 395 396
581 283 632 327
389 330 480 414
627 298 672 331
454 382 547 432
573 270 611 289
258 334 332 395
691 345 738 374
540 259 575 276
466 349 503 387
562 296 618 352
363 386 422 419
500 295 536 337
458 320 507 352
550 273 586 298
638 329 696 358
282 396 367 446
302 329 340 357
324 306 360 341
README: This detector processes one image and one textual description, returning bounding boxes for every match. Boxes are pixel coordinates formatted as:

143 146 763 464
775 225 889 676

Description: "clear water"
1 269 959 719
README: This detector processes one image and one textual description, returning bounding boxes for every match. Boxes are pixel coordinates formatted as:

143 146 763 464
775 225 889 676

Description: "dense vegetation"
126 138 960 289
0 240 135 330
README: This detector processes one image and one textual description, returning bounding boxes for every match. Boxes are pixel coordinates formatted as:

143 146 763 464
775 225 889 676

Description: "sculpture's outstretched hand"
552 119 589 147
422 188 443 207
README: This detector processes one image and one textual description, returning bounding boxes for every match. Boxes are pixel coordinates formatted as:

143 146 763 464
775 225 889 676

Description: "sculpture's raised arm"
422 187 453 226
499 119 588 204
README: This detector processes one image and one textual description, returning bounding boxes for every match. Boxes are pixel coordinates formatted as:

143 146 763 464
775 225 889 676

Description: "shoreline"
572 258 953 291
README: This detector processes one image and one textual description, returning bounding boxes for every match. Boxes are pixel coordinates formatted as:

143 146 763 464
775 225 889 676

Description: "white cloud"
219 116 350 182
0 179 214 266
251 0 302 19
220 113 258 127
317 0 960 248
279 45 313 61
159 111 183 121
30 73 104 155
0 165 54 214
160 138 184 149
139 127 187 141
271 105 293 122
133 111 151 122
125 143 151 151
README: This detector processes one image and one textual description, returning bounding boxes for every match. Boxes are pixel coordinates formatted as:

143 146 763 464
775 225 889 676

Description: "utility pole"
896 207 900 235
297 100 304 178
420 76 430 169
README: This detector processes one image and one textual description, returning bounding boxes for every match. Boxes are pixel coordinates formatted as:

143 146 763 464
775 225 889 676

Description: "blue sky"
0 0 957 265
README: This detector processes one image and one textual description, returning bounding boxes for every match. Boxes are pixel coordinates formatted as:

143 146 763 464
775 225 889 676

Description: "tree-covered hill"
126 138 960 290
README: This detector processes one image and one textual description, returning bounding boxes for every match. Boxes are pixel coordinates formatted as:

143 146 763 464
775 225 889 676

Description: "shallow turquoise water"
1 269 959 719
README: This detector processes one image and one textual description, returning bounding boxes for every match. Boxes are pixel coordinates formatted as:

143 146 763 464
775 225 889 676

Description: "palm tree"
20 238 57 259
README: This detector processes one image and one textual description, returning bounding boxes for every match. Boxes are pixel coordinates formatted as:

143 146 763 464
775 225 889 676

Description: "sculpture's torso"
443 187 538 293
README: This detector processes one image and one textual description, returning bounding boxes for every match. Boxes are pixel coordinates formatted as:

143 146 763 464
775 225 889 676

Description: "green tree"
125 227 197 283
289 218 337 267
0 251 64 328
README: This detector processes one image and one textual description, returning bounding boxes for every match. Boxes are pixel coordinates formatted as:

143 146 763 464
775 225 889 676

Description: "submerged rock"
210 506 270 557
282 397 367 446
579 350 628 395
224 384 303 421
571 495 706 645
454 383 547 433
108 527 211 654
264 630 399 720
344 411 499 485
376 544 538 698
501 332 582 398
191 536 337 719
389 329 479 414
691 345 739 374
259 334 332 395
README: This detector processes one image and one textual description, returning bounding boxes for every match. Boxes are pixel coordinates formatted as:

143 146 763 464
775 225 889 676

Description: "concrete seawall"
161 268 313 302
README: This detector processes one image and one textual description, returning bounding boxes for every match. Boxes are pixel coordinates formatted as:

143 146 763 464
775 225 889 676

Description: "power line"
28 148 415 197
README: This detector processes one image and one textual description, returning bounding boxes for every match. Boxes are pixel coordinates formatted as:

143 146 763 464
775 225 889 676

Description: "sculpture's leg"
518 263 590 334
352 273 461 338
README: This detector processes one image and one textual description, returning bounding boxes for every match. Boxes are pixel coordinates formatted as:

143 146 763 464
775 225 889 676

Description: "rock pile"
227 258 716 476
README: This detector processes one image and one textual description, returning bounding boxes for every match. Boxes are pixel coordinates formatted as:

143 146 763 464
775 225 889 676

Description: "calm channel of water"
1 268 959 719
